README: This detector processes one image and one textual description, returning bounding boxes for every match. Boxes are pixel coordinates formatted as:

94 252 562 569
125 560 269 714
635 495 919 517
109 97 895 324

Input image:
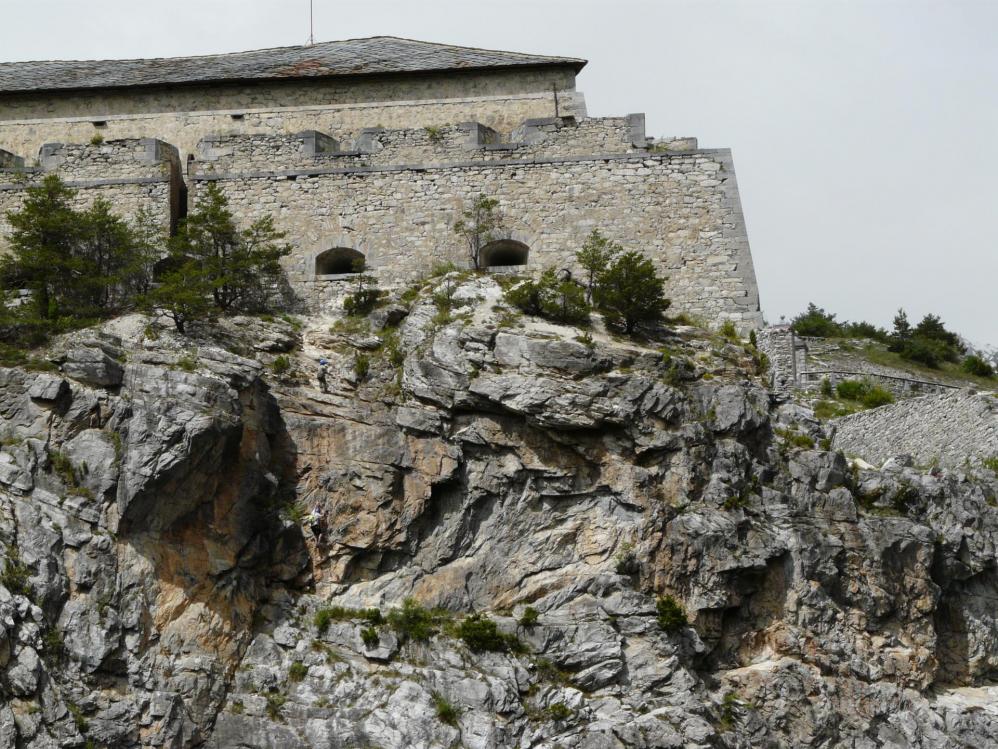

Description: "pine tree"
594 251 670 334
171 183 290 312
575 229 621 304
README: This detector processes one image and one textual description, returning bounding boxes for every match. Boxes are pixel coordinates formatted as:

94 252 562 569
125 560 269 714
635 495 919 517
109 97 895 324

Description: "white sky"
4 0 996 343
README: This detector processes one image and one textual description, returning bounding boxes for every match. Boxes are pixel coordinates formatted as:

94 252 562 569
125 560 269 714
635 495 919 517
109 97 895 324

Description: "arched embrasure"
315 247 365 276
481 239 528 268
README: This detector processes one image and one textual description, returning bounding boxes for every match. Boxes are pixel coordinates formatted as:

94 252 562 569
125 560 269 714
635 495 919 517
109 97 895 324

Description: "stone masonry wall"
832 390 998 469
0 68 583 164
0 139 180 252
188 131 762 328
192 116 649 176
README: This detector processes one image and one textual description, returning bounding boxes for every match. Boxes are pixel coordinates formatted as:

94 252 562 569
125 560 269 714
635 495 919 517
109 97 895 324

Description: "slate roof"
0 36 586 95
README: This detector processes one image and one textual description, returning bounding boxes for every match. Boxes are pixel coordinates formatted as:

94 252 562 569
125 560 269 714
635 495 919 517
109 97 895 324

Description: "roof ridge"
0 36 585 67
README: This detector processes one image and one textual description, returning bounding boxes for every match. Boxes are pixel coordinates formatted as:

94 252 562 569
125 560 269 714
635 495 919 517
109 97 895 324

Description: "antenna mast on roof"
307 0 315 47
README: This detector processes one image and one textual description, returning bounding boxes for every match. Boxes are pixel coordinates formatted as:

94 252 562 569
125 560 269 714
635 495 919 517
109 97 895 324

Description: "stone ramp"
832 389 998 468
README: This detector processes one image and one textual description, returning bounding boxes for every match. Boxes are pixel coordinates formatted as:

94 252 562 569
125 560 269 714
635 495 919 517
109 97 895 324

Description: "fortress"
0 37 762 327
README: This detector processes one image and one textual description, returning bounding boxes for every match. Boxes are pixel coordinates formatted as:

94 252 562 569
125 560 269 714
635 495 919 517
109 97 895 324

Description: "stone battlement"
0 138 181 241
189 115 668 177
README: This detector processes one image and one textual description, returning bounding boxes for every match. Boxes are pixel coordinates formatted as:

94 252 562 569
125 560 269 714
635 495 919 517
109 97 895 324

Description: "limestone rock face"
1 279 997 748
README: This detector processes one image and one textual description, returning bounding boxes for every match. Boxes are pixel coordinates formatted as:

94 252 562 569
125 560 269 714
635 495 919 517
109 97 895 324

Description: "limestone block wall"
0 68 584 164
0 139 180 252
189 134 762 328
192 116 650 176
832 391 998 468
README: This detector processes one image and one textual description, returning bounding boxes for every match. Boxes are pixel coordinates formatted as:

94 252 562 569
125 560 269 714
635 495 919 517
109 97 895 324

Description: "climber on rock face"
317 357 329 393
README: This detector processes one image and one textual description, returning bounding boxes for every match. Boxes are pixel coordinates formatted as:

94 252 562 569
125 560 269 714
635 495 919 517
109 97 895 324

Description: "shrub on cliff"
593 251 670 334
143 184 291 331
656 595 687 633
504 269 589 325
456 613 523 653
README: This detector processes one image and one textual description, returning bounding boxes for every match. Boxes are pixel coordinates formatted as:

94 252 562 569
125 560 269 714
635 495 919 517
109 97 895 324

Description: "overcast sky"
4 0 996 343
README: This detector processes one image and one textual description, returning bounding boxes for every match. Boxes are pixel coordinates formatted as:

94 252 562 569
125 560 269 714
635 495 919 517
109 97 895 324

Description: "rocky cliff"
1 275 997 748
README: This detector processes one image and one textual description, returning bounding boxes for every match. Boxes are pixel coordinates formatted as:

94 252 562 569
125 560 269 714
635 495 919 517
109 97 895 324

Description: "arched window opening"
315 247 365 276
481 239 529 268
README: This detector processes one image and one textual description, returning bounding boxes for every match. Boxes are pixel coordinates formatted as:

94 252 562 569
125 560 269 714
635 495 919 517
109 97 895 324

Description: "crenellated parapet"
188 115 689 178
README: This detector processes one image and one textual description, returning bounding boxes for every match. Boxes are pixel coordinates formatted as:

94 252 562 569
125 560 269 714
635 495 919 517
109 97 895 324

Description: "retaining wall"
832 390 998 468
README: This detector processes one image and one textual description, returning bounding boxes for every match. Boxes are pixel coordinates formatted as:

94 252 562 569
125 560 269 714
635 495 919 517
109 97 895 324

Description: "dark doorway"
315 247 365 276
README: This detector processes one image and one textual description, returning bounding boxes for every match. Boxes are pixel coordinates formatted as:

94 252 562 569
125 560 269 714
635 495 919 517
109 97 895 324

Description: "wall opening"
315 247 365 276
481 239 529 268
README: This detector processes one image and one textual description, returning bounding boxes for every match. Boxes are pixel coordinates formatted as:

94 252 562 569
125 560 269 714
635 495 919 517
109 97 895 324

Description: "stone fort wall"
0 115 763 329
187 119 761 327
0 139 180 246
0 68 583 165
832 390 998 469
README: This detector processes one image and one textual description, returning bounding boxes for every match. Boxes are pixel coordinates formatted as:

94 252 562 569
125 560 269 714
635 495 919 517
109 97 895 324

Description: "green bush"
288 661 308 682
791 303 843 338
176 354 197 372
718 320 738 341
834 380 894 408
835 379 868 401
314 608 334 634
271 355 291 376
546 702 572 721
518 607 539 628
388 598 436 642
361 626 380 649
457 613 515 652
820 377 833 398
656 595 687 633
963 355 995 378
353 353 370 381
860 385 894 408
1 549 33 598
982 456 998 472
314 606 383 634
432 692 460 727
343 286 382 316
265 691 286 720
593 251 670 334
504 269 590 325
775 428 816 449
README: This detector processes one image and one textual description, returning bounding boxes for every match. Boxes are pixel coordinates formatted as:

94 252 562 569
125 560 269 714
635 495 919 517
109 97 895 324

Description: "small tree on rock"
576 229 621 304
172 183 291 312
594 251 670 334
142 259 214 334
453 194 503 270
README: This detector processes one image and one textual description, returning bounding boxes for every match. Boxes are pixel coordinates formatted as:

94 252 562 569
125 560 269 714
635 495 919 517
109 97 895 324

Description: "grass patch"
314 606 384 634
288 661 308 682
774 428 815 450
861 343 996 389
1 548 33 598
432 692 459 727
